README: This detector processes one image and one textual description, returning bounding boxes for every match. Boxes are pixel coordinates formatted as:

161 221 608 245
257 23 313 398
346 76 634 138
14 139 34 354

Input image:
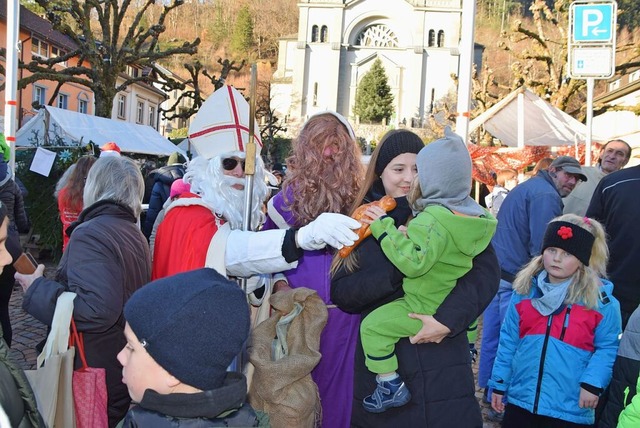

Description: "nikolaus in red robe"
152 193 225 280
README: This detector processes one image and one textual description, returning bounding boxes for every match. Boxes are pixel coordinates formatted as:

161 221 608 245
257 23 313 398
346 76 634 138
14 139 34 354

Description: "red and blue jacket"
489 276 621 424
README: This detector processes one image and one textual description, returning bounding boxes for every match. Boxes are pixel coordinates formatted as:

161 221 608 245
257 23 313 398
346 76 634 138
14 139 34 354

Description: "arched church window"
321 26 328 43
437 30 445 47
312 25 319 42
356 24 399 48
428 30 435 47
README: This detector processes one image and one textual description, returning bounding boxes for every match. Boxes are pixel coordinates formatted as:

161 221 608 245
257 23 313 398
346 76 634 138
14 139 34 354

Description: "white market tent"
16 106 186 157
177 138 202 157
469 87 604 147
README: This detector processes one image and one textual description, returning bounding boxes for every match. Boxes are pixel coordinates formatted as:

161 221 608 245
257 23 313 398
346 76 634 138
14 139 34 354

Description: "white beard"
184 152 268 230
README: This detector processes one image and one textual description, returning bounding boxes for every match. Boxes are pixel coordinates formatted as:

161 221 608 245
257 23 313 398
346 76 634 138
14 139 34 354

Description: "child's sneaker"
363 376 411 413
469 343 478 364
487 408 504 422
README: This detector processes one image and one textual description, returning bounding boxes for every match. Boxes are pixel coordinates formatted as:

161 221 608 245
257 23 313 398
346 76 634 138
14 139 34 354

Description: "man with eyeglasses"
478 155 587 421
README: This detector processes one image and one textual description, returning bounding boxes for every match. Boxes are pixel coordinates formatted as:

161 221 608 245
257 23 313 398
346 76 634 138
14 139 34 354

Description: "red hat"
100 142 121 157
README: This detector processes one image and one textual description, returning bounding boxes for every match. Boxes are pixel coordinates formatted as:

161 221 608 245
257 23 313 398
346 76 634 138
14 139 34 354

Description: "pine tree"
230 6 254 55
353 58 394 123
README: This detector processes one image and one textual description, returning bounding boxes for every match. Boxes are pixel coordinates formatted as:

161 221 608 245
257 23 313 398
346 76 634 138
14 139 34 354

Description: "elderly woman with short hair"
16 156 152 427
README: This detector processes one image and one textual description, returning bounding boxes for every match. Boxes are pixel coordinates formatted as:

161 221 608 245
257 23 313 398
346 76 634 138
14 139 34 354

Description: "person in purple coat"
263 111 364 428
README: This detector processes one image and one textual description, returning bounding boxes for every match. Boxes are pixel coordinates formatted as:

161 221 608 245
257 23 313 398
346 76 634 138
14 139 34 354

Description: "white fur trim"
267 197 290 229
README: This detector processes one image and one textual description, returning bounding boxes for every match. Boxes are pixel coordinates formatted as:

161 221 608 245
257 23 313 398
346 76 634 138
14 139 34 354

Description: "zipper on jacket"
559 306 572 341
533 315 553 414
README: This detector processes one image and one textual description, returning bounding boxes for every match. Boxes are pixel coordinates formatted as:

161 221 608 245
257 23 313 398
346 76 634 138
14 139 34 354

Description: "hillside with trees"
473 0 640 121
14 0 640 124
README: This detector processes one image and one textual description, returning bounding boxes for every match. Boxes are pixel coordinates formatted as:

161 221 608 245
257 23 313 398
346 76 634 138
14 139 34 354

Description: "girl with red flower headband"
489 214 621 427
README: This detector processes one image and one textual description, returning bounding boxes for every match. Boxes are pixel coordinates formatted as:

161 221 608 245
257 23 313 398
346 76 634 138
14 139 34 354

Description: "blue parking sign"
572 3 615 43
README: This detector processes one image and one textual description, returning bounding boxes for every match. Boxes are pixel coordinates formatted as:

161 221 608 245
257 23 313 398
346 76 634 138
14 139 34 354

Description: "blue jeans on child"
478 279 513 399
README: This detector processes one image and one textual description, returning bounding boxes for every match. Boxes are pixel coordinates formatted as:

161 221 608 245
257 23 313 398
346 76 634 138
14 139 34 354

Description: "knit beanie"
541 220 595 266
100 142 121 157
374 130 424 176
169 178 191 199
124 268 250 391
168 152 187 165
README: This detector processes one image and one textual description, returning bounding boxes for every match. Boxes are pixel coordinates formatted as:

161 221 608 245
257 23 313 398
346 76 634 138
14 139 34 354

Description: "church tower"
272 0 476 129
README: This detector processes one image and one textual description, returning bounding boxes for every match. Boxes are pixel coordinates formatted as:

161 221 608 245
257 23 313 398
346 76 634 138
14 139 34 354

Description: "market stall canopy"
177 138 202 157
469 87 604 147
16 106 186 157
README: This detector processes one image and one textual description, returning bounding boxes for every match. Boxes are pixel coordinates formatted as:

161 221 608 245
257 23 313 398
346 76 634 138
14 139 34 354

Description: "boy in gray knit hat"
117 268 262 426
359 127 498 413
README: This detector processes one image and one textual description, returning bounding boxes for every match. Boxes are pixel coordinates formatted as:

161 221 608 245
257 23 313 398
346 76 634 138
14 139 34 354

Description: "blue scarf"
531 271 572 316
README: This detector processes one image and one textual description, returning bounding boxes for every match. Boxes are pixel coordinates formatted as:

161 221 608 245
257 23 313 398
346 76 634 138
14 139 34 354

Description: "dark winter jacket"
23 200 152 427
143 164 185 238
599 305 640 428
331 190 500 428
120 372 262 427
0 176 30 236
0 328 45 428
587 165 640 316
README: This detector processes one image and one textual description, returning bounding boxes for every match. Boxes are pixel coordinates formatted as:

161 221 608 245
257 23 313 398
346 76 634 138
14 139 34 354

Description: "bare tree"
159 58 246 121
19 0 200 117
493 0 640 118
255 81 287 167
496 0 585 112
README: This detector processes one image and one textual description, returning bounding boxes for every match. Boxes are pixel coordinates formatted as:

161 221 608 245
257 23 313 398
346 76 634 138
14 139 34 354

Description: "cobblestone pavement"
7 284 46 370
7 269 500 427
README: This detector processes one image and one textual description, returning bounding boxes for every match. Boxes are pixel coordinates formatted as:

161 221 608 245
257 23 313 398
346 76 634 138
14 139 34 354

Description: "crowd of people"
0 91 639 427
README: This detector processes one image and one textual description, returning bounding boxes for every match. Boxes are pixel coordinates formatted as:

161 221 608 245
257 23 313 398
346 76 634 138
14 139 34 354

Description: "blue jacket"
489 277 621 424
492 171 563 277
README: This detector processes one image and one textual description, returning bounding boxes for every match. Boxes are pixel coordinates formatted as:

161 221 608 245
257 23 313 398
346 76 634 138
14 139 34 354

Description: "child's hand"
579 388 599 409
359 205 387 225
398 225 408 237
491 392 505 413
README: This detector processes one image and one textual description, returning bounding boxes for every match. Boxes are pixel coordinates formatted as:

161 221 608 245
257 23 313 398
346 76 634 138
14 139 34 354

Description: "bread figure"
338 195 397 258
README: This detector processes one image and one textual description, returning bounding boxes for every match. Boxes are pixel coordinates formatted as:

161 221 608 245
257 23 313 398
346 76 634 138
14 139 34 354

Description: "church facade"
271 0 481 129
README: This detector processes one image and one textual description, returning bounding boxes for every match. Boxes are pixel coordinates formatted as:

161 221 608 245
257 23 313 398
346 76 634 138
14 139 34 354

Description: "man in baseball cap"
549 156 588 183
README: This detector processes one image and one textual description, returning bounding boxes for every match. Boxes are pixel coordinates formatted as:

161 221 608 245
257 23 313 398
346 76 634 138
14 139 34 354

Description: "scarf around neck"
531 271 572 316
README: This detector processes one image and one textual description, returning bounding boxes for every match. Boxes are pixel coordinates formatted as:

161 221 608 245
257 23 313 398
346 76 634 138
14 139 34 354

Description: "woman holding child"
331 129 500 427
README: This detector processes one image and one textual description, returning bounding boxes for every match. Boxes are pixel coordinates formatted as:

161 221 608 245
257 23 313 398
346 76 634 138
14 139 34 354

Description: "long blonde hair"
513 214 608 310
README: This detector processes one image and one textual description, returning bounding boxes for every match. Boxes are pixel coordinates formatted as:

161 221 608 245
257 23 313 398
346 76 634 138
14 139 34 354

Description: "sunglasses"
222 158 245 171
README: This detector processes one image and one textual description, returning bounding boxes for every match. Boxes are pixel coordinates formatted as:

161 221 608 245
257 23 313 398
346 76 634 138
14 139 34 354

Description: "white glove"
296 213 360 250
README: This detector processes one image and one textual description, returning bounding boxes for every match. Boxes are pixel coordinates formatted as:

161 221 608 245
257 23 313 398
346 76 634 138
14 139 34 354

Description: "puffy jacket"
143 164 185 238
23 200 152 426
0 177 30 236
618 371 640 428
0 330 45 428
489 278 621 425
599 305 640 427
120 372 262 427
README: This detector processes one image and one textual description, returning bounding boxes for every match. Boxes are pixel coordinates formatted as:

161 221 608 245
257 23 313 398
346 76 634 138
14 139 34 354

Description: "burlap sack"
248 287 328 428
